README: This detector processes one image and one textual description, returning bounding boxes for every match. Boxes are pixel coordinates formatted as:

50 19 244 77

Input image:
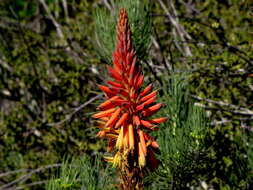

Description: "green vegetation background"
0 0 252 189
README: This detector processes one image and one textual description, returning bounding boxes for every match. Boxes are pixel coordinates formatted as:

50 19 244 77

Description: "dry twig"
38 0 64 39
0 164 61 190
192 95 253 116
157 0 192 56
47 94 103 126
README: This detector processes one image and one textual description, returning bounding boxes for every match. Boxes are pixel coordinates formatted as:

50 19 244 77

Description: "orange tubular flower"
92 8 167 189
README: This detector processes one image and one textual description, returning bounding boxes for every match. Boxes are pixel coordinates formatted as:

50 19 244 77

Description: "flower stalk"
92 8 167 190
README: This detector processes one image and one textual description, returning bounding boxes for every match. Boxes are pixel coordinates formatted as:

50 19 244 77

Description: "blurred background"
0 0 252 189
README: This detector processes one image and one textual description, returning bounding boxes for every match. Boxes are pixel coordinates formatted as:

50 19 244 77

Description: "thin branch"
241 123 253 132
0 164 61 190
211 117 253 126
194 102 253 116
157 0 192 56
0 170 30 178
3 180 47 190
145 60 163 86
192 95 253 114
38 0 64 39
61 0 69 18
0 58 12 72
47 94 103 126
151 27 172 71
37 0 88 64
102 0 112 10
15 180 48 190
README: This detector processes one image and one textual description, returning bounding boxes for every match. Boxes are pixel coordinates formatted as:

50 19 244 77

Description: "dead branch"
192 95 253 115
0 164 61 190
47 94 103 126
38 0 64 39
157 0 192 56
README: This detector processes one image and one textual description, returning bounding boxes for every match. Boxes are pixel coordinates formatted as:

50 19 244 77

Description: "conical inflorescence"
92 8 167 189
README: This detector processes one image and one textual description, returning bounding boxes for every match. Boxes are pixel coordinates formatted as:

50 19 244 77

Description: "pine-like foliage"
46 155 115 190
94 0 151 62
144 73 208 189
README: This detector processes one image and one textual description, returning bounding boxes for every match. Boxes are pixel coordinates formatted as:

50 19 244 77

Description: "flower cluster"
92 8 167 171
